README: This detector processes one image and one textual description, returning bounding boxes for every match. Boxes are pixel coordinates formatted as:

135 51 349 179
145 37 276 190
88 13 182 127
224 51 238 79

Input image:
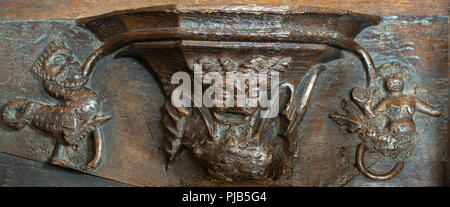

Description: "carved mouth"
56 74 88 88
213 106 258 117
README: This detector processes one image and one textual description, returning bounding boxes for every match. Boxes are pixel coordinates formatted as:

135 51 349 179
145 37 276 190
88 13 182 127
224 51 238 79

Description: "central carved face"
210 74 271 116
197 56 291 117
171 56 297 181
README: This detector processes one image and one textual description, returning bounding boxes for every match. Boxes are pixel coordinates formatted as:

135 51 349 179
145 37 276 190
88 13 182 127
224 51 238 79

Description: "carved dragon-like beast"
2 39 111 171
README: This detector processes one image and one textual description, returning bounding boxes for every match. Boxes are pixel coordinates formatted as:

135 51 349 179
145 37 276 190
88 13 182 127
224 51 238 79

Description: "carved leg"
85 127 104 171
356 143 405 181
50 138 77 169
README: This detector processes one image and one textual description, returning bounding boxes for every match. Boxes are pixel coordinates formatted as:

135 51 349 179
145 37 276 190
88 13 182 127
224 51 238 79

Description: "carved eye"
53 55 66 65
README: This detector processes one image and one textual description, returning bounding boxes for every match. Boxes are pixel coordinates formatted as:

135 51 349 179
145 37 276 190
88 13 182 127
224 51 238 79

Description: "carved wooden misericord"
0 5 444 186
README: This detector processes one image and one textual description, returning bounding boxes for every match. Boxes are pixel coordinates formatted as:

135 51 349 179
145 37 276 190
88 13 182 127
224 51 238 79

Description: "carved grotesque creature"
330 62 441 180
2 39 110 171
163 56 325 182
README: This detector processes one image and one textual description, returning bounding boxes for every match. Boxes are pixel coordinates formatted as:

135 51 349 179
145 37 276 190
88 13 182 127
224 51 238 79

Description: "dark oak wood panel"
0 0 448 20
0 152 130 187
290 16 449 187
0 3 447 186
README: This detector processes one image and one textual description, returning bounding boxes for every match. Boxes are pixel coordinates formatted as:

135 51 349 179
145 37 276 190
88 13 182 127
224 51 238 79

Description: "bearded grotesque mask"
197 56 291 117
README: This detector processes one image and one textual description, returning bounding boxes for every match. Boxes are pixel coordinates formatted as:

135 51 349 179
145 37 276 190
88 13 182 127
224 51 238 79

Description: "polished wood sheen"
0 0 448 20
0 2 447 187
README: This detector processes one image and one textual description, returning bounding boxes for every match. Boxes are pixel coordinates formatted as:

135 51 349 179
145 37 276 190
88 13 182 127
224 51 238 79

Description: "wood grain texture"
0 0 448 20
0 2 447 186
0 15 446 186
0 20 168 186
291 16 448 186
0 152 130 186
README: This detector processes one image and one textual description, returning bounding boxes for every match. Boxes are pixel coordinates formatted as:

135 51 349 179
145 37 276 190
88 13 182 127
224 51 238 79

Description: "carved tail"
3 99 37 130
356 143 405 181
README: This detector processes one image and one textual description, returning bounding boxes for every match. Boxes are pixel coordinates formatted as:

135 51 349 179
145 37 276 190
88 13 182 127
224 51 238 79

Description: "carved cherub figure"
2 39 111 171
330 62 441 180
375 72 441 133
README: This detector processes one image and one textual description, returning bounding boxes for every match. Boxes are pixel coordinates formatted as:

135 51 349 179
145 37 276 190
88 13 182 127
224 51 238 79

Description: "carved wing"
329 100 367 133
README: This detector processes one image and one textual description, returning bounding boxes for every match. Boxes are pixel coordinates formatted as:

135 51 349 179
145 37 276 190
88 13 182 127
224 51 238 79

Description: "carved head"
385 72 404 93
378 62 408 94
32 39 87 87
196 56 291 116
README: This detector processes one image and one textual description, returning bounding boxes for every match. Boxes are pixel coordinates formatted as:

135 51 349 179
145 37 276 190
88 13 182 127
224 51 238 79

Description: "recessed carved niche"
0 5 444 186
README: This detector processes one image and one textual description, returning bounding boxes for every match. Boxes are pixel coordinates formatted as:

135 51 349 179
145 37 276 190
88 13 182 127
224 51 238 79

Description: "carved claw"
356 143 405 181
86 114 112 126
50 157 78 170
85 127 104 171
81 163 97 172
